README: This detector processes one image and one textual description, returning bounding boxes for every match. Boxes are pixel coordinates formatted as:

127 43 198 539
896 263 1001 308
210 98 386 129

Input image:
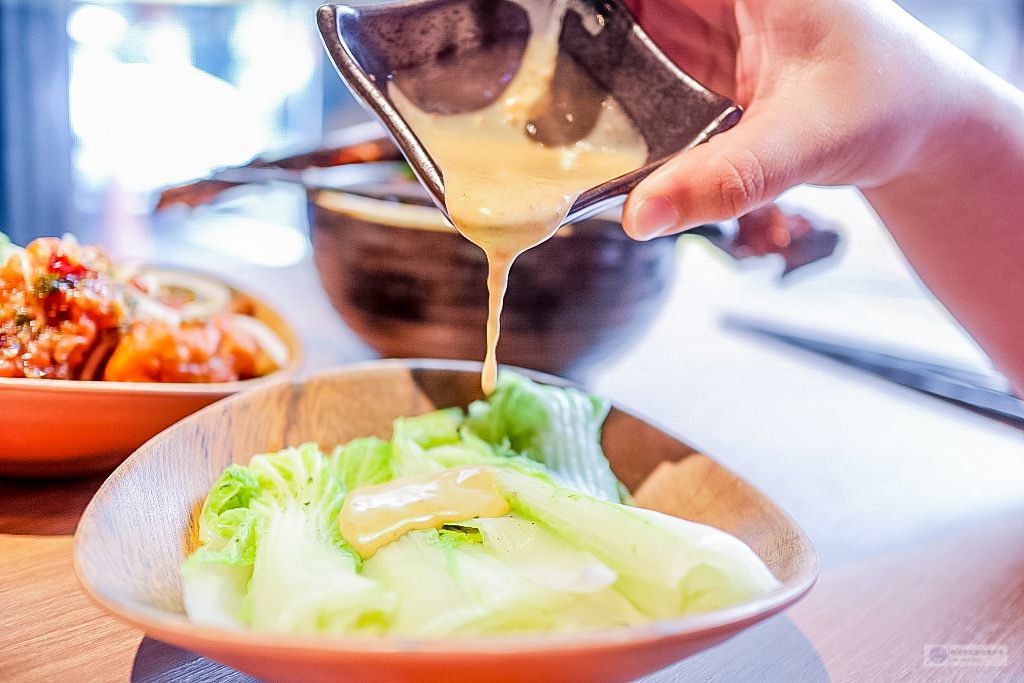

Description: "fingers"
630 0 739 99
622 104 809 240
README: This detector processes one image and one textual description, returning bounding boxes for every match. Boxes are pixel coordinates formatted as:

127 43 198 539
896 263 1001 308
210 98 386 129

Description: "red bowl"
0 276 303 477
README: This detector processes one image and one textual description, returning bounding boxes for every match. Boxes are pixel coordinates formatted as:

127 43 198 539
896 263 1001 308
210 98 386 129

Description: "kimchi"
0 234 280 383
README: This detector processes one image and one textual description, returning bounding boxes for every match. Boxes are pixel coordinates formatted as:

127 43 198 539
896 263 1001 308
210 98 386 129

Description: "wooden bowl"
74 360 818 683
0 278 303 478
309 190 678 378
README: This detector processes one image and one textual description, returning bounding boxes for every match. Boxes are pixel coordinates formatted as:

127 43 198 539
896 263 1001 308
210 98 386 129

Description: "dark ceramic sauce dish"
317 0 741 223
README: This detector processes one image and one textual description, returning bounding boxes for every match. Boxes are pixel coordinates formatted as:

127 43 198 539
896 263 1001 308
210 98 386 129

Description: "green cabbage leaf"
493 468 781 618
464 371 622 501
182 373 780 638
361 527 645 637
181 444 394 634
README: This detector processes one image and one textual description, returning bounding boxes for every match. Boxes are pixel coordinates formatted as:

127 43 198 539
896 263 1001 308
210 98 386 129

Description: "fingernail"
633 195 680 240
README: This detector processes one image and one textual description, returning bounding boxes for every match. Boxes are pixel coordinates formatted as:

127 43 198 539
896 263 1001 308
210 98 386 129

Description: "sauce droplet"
338 465 511 559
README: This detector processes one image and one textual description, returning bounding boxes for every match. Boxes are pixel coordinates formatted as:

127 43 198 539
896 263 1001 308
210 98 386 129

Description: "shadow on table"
638 616 829 682
0 472 109 535
132 638 260 683
131 616 829 683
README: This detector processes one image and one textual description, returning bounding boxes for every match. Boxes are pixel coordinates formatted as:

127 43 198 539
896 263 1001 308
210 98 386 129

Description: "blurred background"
1 0 367 254
2 0 1021 248
0 0 1022 375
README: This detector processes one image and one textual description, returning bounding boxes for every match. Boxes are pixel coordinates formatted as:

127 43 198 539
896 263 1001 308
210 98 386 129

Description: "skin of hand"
622 0 1024 391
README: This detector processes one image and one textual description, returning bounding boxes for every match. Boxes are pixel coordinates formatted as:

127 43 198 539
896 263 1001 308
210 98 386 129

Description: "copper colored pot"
309 190 677 378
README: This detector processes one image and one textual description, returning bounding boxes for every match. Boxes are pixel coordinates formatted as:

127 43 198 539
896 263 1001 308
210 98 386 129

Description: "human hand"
620 0 1024 391
621 0 979 239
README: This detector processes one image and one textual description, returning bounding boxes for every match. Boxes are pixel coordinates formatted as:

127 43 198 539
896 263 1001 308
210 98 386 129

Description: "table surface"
4 185 1024 683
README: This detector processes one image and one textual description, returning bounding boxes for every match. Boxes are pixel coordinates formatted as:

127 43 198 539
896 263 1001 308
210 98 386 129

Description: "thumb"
622 104 814 240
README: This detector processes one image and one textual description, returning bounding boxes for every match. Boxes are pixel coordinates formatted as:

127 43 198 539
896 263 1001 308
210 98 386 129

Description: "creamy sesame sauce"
389 0 647 394
338 465 510 559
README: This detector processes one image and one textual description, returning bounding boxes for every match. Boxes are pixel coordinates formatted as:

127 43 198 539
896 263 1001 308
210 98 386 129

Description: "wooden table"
4 186 1024 682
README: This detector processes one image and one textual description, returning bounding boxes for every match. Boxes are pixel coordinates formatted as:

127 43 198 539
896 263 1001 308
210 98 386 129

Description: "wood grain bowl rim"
0 273 305 397
72 359 818 658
